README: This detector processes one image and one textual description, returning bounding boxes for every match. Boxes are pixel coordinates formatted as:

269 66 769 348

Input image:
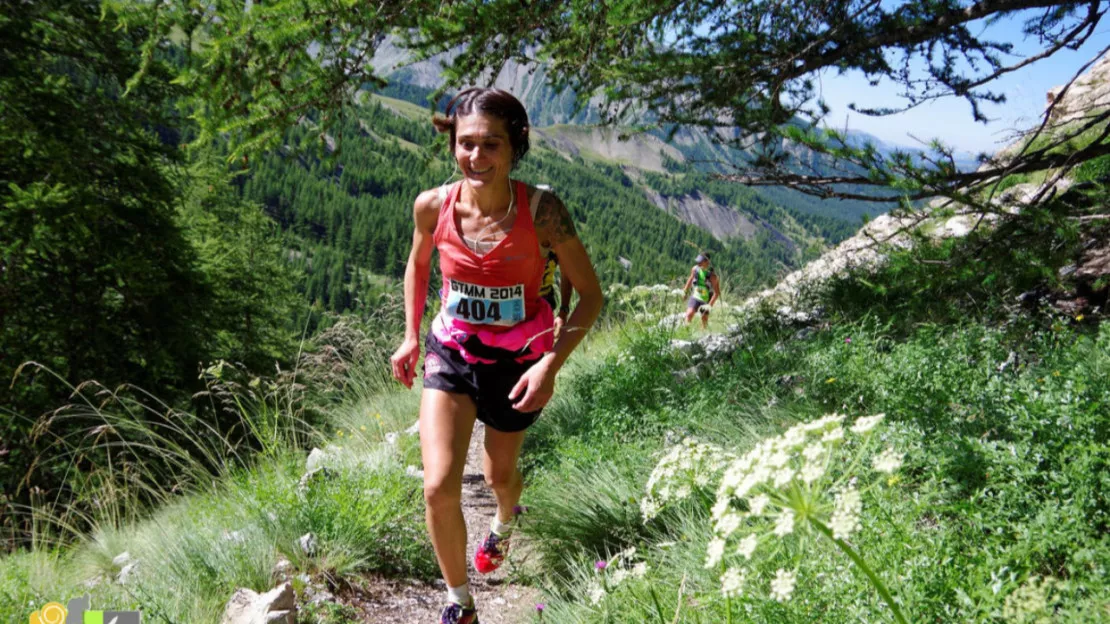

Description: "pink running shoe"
473 530 510 574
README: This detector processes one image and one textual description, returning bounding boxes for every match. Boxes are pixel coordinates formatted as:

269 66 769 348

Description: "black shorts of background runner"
541 290 557 312
688 296 709 312
422 333 543 432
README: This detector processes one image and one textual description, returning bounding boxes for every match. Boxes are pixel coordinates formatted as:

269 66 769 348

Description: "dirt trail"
336 422 540 623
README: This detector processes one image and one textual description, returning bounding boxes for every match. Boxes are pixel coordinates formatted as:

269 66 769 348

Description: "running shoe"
473 530 510 574
439 602 479 624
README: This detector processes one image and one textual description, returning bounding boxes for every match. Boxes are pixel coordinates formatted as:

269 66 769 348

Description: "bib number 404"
455 298 502 323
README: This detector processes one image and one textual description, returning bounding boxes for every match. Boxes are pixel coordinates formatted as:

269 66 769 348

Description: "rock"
272 558 294 581
303 585 335 605
117 561 139 585
297 533 317 557
305 448 329 473
296 467 331 492
793 327 816 341
405 420 420 435
943 216 974 237
697 333 737 357
669 339 701 357
1077 244 1110 282
220 583 296 624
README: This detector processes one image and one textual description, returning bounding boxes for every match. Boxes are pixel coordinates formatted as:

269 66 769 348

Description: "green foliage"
103 0 431 161
0 0 210 523
520 310 1110 622
178 155 300 370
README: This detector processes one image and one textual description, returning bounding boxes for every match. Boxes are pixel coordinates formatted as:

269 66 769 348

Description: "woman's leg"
420 388 477 587
482 427 527 523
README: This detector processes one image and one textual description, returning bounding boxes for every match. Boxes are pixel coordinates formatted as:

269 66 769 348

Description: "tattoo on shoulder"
535 192 577 246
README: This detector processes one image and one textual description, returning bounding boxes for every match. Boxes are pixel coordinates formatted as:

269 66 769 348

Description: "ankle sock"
491 514 515 537
447 582 472 608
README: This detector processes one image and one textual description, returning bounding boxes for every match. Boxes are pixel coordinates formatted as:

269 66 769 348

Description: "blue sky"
816 11 1110 155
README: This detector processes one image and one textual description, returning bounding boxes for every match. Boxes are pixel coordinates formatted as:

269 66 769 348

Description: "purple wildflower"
595 560 607 570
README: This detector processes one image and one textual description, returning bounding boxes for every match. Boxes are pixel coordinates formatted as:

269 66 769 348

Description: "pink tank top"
430 181 554 363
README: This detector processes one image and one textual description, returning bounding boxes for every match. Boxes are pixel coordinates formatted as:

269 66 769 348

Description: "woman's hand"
509 355 557 413
553 312 567 341
390 337 421 388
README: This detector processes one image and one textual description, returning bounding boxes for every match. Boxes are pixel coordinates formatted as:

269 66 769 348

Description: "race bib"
444 279 525 326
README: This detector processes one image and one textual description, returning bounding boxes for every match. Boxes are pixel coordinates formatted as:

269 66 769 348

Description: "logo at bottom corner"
29 596 141 624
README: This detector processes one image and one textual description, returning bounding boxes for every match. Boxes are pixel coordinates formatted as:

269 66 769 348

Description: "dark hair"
433 88 530 167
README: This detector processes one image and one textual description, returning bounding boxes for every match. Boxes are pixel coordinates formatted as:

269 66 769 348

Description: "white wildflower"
721 567 746 598
748 494 770 516
632 562 648 578
829 485 863 540
770 569 797 602
850 413 885 434
772 467 795 487
675 484 692 499
802 443 825 462
611 568 629 586
588 582 606 605
821 427 845 444
711 496 731 521
773 509 795 537
780 426 807 450
736 534 758 560
640 496 659 521
715 512 743 537
801 461 825 485
767 450 790 468
872 448 904 474
705 537 726 568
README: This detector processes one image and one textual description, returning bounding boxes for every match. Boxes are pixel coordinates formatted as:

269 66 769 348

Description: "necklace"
465 180 515 254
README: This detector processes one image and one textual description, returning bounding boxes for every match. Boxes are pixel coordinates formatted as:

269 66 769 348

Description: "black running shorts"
422 333 543 433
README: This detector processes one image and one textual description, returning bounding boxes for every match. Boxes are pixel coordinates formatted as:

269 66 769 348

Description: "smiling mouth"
469 167 492 175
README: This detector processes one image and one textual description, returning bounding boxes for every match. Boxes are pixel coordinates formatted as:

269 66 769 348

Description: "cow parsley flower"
872 448 904 474
748 494 770 516
851 413 885 434
721 567 746 598
736 534 758 560
715 512 743 537
773 509 795 536
801 460 825 484
705 537 726 568
830 485 862 540
770 569 797 602
802 442 825 462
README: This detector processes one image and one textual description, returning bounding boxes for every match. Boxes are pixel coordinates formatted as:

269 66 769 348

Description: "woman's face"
454 112 513 190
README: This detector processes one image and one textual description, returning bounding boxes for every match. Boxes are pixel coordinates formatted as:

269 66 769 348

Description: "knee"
423 475 461 510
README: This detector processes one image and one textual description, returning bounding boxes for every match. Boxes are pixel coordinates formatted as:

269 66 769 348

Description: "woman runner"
389 88 603 624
